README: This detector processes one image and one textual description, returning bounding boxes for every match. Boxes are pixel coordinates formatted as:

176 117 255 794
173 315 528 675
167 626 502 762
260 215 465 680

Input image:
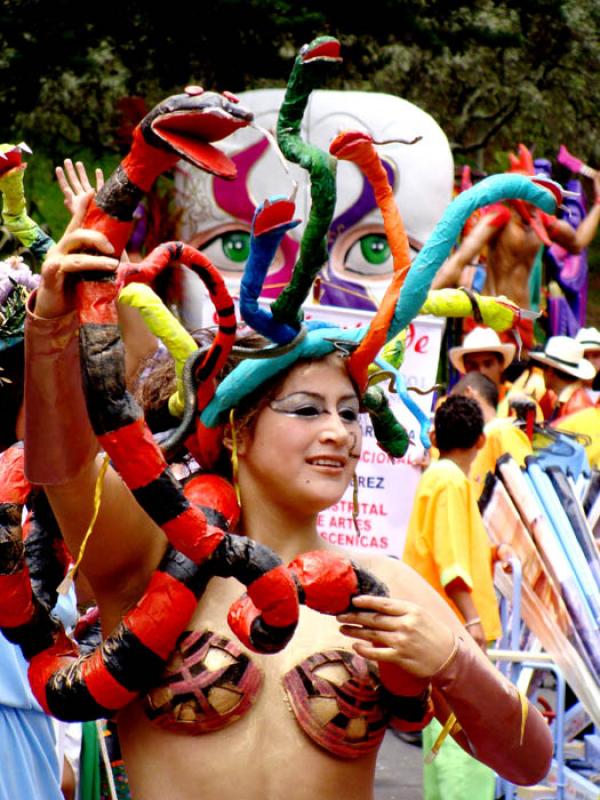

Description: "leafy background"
2 0 600 319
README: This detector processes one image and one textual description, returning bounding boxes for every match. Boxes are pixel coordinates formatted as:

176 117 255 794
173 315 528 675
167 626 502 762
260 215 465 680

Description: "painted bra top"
144 630 427 760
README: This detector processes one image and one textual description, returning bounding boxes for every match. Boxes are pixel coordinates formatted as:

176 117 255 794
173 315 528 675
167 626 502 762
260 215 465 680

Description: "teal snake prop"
201 173 558 428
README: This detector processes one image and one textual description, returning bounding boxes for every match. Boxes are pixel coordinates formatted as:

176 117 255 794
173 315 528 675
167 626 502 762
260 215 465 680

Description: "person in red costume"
22 195 553 800
433 146 600 346
529 335 595 421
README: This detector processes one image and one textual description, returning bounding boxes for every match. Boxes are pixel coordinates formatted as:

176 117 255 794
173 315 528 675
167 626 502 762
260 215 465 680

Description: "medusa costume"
1 35 554 785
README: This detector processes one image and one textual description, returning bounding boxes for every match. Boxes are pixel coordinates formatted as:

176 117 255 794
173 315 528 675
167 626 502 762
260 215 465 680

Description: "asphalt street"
375 732 423 800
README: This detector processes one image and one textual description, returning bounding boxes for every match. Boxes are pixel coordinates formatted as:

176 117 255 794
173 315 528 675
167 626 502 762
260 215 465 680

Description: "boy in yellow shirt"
403 395 501 800
451 371 533 497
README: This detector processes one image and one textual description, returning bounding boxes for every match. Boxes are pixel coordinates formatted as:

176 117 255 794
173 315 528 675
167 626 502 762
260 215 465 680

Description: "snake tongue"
151 109 249 178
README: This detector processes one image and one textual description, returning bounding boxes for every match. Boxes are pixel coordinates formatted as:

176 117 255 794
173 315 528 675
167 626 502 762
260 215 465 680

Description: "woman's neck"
238 486 324 563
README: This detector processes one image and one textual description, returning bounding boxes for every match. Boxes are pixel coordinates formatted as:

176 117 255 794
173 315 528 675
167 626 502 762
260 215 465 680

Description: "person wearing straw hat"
529 335 596 421
575 327 600 402
448 326 516 403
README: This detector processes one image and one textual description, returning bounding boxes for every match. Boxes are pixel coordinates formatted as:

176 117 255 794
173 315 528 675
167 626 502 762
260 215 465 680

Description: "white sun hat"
575 327 600 353
449 327 517 374
529 335 596 381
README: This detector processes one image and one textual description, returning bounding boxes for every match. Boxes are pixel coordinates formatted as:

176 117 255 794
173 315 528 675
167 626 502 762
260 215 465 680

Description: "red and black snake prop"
0 88 389 721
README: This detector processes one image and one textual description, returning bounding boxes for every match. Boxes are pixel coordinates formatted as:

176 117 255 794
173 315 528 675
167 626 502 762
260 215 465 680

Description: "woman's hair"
130 328 357 469
129 347 178 433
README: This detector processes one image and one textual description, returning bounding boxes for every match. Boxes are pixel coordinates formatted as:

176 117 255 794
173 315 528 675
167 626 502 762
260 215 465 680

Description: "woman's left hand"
337 594 455 679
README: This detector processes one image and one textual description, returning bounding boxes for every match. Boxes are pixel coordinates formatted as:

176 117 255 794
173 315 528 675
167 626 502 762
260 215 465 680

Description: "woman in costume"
17 175 556 799
13 35 558 799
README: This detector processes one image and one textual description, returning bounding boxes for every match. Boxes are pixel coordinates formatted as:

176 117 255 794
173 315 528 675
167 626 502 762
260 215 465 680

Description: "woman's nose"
318 411 352 445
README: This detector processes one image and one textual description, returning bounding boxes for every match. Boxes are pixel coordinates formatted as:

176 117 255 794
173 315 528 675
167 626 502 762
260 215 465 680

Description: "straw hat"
449 327 516 374
575 327 600 353
529 335 595 380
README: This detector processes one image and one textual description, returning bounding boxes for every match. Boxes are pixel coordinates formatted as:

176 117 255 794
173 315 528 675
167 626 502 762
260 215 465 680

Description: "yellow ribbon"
424 713 460 764
58 454 110 594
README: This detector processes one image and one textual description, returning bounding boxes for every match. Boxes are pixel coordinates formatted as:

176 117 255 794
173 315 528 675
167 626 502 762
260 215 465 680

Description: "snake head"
252 197 301 237
139 88 254 179
329 130 374 161
0 143 31 179
299 36 342 64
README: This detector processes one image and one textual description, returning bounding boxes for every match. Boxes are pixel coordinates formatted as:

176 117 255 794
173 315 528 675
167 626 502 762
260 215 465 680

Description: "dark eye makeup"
268 392 359 422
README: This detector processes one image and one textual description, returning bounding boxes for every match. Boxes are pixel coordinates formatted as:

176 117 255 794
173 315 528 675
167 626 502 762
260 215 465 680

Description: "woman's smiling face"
237 355 362 517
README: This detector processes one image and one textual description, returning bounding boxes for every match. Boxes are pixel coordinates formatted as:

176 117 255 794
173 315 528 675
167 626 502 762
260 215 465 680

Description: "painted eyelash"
270 402 359 421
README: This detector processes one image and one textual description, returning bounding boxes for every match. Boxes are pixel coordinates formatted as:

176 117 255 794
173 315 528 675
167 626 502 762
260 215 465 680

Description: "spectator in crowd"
403 395 503 800
530 336 595 421
450 371 532 496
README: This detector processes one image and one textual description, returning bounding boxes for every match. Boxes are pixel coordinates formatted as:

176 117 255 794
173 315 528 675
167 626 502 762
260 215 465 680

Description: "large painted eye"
200 231 251 272
344 234 393 276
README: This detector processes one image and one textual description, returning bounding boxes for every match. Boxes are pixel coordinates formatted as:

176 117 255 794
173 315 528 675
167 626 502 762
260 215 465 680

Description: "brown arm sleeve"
24 292 97 485
430 636 553 786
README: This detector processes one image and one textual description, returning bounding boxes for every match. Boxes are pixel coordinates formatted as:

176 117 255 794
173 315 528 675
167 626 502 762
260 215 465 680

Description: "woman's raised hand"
337 594 456 679
35 192 118 319
56 159 104 219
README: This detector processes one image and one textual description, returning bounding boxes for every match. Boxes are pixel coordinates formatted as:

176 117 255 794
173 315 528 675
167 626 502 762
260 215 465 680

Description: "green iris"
360 234 390 265
222 231 251 263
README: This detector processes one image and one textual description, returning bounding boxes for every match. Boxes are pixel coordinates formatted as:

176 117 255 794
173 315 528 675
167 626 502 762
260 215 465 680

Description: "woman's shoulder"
351 552 465 630
354 553 433 600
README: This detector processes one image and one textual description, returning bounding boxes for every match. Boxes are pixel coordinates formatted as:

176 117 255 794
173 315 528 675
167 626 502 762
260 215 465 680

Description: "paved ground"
375 731 423 800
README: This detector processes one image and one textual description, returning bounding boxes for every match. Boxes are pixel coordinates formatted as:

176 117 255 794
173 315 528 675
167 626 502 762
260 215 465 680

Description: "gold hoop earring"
229 408 241 506
352 472 360 535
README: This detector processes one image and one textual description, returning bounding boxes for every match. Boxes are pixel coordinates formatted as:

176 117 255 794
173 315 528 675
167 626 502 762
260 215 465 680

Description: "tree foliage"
0 0 599 168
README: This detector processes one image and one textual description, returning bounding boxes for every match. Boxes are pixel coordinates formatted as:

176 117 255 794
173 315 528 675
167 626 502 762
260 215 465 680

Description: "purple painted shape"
328 160 395 250
548 296 580 338
546 178 588 328
320 159 395 310
318 272 378 311
213 137 270 223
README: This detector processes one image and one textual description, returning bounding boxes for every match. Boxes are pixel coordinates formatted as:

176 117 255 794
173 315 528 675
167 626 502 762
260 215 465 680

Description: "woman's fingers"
338 623 392 642
55 166 75 213
75 160 92 192
350 642 400 661
338 592 457 678
338 594 417 622
337 612 405 632
58 254 119 273
64 158 82 192
57 161 103 219
56 228 115 256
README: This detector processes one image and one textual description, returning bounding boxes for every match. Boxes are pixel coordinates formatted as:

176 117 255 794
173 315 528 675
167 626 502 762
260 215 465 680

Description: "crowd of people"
2 60 600 800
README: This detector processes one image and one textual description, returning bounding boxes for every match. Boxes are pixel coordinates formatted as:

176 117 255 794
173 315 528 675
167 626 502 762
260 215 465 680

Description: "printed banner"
302 304 444 557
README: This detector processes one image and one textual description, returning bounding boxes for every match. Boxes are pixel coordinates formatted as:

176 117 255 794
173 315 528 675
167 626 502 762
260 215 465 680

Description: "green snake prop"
269 36 341 328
